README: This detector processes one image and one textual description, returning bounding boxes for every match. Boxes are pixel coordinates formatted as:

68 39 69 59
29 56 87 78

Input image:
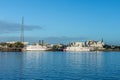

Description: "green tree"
14 42 24 48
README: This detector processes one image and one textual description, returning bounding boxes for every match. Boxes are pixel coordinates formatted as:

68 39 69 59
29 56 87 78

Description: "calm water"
0 51 120 80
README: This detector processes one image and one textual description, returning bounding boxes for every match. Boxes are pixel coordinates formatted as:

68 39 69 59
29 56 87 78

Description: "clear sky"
0 0 120 44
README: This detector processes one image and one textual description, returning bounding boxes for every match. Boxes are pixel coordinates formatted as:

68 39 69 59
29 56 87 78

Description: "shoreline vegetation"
0 41 120 52
0 42 24 52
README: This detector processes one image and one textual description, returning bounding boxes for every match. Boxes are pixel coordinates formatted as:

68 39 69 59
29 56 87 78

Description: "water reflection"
65 52 104 66
0 51 120 79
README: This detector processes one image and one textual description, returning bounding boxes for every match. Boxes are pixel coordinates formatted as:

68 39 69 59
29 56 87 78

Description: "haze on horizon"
0 0 120 45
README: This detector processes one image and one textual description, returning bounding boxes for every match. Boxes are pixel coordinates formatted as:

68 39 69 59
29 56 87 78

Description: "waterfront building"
86 40 105 49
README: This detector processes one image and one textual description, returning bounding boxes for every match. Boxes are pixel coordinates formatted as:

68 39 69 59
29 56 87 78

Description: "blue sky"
0 0 120 44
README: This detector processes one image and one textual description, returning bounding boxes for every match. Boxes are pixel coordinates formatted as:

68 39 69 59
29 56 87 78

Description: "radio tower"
21 16 24 43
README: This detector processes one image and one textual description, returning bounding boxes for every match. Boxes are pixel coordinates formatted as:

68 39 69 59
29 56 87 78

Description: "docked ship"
64 40 105 52
26 43 47 51
64 42 92 52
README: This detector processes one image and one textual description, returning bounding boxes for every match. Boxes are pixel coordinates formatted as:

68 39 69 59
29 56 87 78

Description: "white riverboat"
64 42 92 52
26 44 47 51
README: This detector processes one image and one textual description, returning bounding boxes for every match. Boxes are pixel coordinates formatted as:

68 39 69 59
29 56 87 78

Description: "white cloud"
0 20 42 34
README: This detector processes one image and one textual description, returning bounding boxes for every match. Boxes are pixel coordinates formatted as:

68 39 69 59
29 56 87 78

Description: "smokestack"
42 40 44 46
39 40 41 45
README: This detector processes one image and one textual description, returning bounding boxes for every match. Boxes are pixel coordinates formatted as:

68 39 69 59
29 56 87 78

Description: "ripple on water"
0 52 120 79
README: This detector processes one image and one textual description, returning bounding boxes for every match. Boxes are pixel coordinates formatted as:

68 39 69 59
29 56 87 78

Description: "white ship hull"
65 47 90 52
26 45 47 51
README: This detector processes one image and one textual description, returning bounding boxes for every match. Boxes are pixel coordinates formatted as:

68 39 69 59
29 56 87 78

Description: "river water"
0 51 120 80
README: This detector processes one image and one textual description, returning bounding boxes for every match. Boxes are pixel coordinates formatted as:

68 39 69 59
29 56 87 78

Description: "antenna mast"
21 16 24 43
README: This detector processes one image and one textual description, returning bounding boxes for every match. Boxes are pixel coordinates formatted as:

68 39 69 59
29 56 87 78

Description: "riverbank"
0 48 23 52
0 48 120 52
